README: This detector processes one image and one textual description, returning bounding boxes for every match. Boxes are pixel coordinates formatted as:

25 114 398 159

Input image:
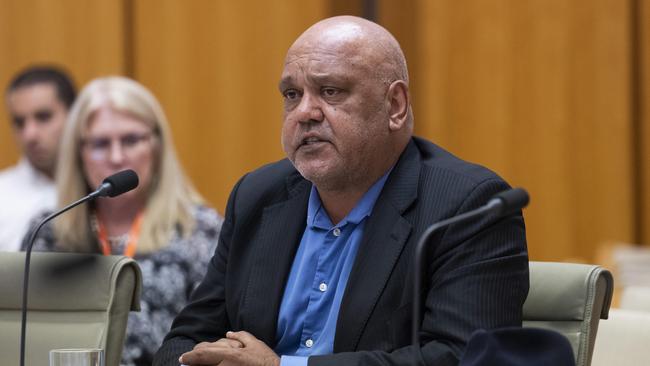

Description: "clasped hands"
179 331 281 366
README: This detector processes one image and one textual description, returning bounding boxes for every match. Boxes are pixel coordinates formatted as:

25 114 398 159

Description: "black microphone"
19 169 139 366
411 187 529 345
95 169 139 198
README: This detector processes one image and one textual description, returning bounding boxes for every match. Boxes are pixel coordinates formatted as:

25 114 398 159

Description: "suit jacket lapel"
241 176 310 346
334 140 421 351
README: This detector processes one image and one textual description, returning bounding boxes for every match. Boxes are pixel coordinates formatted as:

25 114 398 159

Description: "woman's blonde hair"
54 76 203 253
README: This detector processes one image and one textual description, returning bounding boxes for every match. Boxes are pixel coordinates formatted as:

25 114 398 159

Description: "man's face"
280 41 391 191
6 83 68 177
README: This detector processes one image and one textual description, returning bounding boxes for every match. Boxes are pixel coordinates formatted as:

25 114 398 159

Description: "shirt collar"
17 157 54 185
307 168 393 230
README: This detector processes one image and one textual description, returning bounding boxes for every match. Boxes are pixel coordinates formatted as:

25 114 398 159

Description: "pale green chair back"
0 252 141 366
523 261 614 366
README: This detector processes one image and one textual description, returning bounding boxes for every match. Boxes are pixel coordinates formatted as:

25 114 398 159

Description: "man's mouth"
300 136 328 147
26 146 45 158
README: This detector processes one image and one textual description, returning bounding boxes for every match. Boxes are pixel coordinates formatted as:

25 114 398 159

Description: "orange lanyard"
96 212 143 257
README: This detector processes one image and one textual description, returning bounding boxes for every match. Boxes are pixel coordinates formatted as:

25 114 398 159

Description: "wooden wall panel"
0 0 646 262
0 0 126 169
132 0 328 213
380 0 634 261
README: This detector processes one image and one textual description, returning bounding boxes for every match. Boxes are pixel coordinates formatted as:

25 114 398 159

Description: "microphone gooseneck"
19 169 139 366
411 187 529 345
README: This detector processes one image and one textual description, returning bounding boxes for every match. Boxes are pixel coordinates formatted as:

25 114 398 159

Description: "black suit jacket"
154 137 529 366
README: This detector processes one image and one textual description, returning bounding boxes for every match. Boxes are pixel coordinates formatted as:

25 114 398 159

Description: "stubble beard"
28 151 56 178
294 155 371 195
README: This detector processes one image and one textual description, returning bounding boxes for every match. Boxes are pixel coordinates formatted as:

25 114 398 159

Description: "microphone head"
99 169 139 197
491 188 530 216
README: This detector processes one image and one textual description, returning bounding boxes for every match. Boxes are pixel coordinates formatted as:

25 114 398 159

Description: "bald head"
287 16 409 85
280 16 413 206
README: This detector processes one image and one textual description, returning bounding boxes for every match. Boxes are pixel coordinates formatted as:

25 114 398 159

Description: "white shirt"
0 158 56 251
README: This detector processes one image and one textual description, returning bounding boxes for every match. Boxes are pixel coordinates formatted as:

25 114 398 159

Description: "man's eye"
322 87 339 97
12 116 25 129
34 110 53 123
283 89 300 100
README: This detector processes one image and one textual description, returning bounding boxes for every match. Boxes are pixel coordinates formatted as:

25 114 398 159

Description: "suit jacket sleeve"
153 175 245 366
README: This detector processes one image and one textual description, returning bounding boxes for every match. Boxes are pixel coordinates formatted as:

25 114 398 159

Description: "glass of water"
49 349 104 366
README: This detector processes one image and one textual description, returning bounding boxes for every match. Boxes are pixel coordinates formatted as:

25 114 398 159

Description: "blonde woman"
25 76 223 366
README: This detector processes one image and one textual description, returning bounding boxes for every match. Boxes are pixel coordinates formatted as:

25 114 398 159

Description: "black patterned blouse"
24 205 222 366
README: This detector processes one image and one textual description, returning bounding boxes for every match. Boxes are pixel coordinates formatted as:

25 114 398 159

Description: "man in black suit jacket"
155 15 528 366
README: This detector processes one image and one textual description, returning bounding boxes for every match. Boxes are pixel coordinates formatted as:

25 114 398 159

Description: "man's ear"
387 80 409 131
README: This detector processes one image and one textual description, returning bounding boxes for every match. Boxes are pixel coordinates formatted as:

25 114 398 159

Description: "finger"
216 338 244 348
193 341 216 350
193 338 243 350
225 330 258 346
180 347 236 365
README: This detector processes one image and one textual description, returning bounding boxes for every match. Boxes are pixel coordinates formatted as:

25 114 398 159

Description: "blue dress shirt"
274 172 390 366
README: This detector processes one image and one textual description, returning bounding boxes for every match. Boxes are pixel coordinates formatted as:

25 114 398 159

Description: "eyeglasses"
82 132 154 161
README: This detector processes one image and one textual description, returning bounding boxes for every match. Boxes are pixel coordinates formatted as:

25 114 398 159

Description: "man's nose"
20 119 40 143
295 93 324 123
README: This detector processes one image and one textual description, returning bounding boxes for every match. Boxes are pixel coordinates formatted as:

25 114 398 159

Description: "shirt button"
333 227 341 237
305 339 314 348
319 282 327 292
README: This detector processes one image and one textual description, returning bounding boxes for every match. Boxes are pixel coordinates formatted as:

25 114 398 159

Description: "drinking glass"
49 348 104 366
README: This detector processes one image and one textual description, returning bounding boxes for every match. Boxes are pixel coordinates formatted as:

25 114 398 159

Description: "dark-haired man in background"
0 66 76 251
